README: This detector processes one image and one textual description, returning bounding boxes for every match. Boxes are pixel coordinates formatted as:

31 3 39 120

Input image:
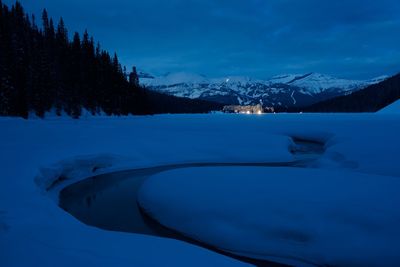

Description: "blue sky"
4 0 400 79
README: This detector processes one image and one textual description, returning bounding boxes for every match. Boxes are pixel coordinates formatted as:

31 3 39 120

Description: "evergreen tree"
129 67 140 87
0 1 222 118
41 9 49 34
56 17 67 45
48 18 55 40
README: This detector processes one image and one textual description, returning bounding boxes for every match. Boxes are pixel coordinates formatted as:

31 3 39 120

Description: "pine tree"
31 14 37 31
95 42 101 58
112 52 122 74
72 32 80 50
56 17 67 44
41 9 49 34
129 67 139 87
48 18 55 40
123 66 127 80
0 1 220 118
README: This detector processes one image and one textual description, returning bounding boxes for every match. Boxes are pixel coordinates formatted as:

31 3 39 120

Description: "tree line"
0 1 221 118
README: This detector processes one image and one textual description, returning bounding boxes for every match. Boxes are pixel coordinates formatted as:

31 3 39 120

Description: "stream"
59 138 326 266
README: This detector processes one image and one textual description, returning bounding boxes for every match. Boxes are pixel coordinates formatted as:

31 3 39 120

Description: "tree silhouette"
0 1 222 118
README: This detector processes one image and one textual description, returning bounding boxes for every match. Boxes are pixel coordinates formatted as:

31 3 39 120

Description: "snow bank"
0 115 295 267
4 116 286 267
272 114 400 177
31 120 293 197
1 113 399 266
138 167 400 266
379 100 400 114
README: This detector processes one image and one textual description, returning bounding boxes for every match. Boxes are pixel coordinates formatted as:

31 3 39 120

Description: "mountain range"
139 72 388 108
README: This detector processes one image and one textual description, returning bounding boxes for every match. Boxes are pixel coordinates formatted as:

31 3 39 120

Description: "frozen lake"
2 114 400 267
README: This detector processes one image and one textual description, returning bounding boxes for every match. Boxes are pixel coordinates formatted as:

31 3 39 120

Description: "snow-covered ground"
139 167 400 266
1 113 399 266
379 99 400 114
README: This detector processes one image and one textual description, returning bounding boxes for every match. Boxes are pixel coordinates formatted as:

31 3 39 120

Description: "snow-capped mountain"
140 72 388 108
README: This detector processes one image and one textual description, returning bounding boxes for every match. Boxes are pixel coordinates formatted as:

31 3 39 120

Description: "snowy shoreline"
58 135 324 266
1 113 400 267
